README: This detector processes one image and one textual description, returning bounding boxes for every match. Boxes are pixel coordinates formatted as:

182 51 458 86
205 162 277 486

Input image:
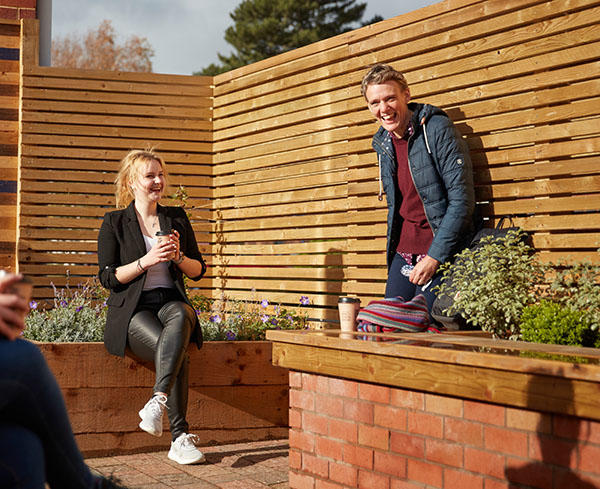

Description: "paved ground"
86 439 290 489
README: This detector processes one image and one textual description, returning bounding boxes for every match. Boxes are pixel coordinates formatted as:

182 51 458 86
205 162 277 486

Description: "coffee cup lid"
338 296 360 304
155 230 171 236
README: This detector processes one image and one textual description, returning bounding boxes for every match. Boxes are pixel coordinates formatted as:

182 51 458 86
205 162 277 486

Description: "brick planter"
38 341 289 457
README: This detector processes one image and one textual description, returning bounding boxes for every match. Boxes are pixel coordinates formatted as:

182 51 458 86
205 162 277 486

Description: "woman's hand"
143 235 178 268
0 273 29 341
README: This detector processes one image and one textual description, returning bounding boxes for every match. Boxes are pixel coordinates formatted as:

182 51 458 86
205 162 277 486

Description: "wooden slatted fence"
13 0 600 322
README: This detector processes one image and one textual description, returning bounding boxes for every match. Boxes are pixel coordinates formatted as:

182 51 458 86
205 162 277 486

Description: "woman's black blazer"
97 201 206 357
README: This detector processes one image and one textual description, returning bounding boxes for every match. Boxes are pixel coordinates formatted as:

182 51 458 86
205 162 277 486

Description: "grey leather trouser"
127 287 195 441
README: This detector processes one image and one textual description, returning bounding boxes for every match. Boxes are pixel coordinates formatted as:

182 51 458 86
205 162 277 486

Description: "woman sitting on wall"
97 149 207 465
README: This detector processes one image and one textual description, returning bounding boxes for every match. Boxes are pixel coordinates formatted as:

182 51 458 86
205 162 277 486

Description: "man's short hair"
360 64 409 99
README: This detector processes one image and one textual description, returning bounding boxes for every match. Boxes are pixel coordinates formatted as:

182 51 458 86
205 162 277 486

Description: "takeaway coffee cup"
155 230 176 260
338 296 361 332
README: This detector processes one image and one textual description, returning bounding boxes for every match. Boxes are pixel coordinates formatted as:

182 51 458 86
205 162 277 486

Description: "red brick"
425 393 463 417
315 435 344 460
343 444 374 470
464 401 505 426
484 426 528 458
425 439 463 468
464 447 505 479
391 481 427 489
444 468 483 489
302 373 318 391
374 405 408 432
555 416 600 444
329 378 358 398
0 0 36 7
374 451 407 478
555 468 600 489
504 458 552 489
359 424 389 450
290 389 315 411
315 480 344 489
302 452 329 478
358 469 390 489
289 448 302 470
579 442 600 475
407 411 443 439
407 459 443 488
484 480 509 489
329 461 358 486
445 417 483 447
329 417 358 443
289 471 315 489
290 371 302 388
289 429 315 453
316 393 344 418
18 8 35 19
359 383 391 403
578 418 600 444
344 399 374 424
506 408 550 433
0 7 18 19
303 412 328 436
391 389 424 410
290 408 302 429
529 433 576 468
390 431 425 458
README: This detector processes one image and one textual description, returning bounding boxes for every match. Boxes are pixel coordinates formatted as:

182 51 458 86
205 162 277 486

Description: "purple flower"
287 315 293 322
300 296 310 306
270 318 278 326
210 314 222 323
260 314 268 323
225 330 237 340
76 306 83 312
60 300 68 308
29 300 38 310
261 299 269 309
102 300 108 307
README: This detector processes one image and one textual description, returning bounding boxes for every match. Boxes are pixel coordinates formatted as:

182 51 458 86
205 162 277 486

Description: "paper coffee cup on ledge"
338 296 360 333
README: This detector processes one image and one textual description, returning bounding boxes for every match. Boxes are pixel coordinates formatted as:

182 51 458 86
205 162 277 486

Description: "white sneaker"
138 394 167 437
168 433 205 465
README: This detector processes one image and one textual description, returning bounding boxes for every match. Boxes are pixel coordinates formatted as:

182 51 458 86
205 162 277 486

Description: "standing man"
361 63 477 310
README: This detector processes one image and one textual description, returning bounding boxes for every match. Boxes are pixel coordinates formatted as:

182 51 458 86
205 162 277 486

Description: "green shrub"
521 300 599 348
435 229 544 339
24 279 108 342
194 292 311 341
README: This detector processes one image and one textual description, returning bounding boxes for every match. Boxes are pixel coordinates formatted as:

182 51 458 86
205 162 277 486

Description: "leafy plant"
435 229 544 339
24 278 108 342
193 291 311 341
521 300 599 348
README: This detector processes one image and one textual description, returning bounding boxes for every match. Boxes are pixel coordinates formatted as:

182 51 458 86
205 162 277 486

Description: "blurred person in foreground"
361 63 478 312
0 271 127 488
97 149 207 465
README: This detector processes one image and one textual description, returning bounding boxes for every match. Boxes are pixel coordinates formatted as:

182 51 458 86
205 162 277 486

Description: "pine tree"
196 0 382 75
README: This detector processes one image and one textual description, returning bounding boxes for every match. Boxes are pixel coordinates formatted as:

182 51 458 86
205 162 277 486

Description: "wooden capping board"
266 329 600 421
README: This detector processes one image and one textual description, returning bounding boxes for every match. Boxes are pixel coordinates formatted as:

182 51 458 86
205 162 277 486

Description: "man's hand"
0 272 29 341
409 255 439 286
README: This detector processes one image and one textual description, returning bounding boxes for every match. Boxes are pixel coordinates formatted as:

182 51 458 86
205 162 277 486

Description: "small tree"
196 0 382 75
52 20 154 72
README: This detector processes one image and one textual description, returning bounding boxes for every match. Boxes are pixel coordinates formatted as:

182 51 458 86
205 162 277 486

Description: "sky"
51 0 440 75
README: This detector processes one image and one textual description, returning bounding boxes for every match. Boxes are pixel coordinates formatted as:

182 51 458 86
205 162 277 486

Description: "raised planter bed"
38 341 289 457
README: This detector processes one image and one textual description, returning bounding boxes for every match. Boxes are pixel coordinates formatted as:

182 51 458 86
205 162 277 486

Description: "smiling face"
130 157 166 204
365 80 412 138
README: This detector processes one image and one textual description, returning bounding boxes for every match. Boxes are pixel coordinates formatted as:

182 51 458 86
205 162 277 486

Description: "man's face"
365 80 411 138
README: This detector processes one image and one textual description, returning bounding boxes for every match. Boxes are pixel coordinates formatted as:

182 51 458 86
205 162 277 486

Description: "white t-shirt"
142 235 175 291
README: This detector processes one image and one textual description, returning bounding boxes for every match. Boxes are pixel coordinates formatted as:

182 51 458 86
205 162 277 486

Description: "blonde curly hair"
114 149 168 208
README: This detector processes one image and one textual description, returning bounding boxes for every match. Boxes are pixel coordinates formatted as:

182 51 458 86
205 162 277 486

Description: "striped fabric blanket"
357 295 445 334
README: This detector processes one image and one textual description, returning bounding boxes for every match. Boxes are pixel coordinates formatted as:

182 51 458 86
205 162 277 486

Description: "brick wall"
288 371 600 489
0 0 36 19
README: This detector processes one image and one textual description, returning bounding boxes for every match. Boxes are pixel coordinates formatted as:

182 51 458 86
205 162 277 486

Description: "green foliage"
435 229 543 339
24 279 108 342
545 255 600 334
195 0 382 75
521 300 599 348
192 292 311 341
